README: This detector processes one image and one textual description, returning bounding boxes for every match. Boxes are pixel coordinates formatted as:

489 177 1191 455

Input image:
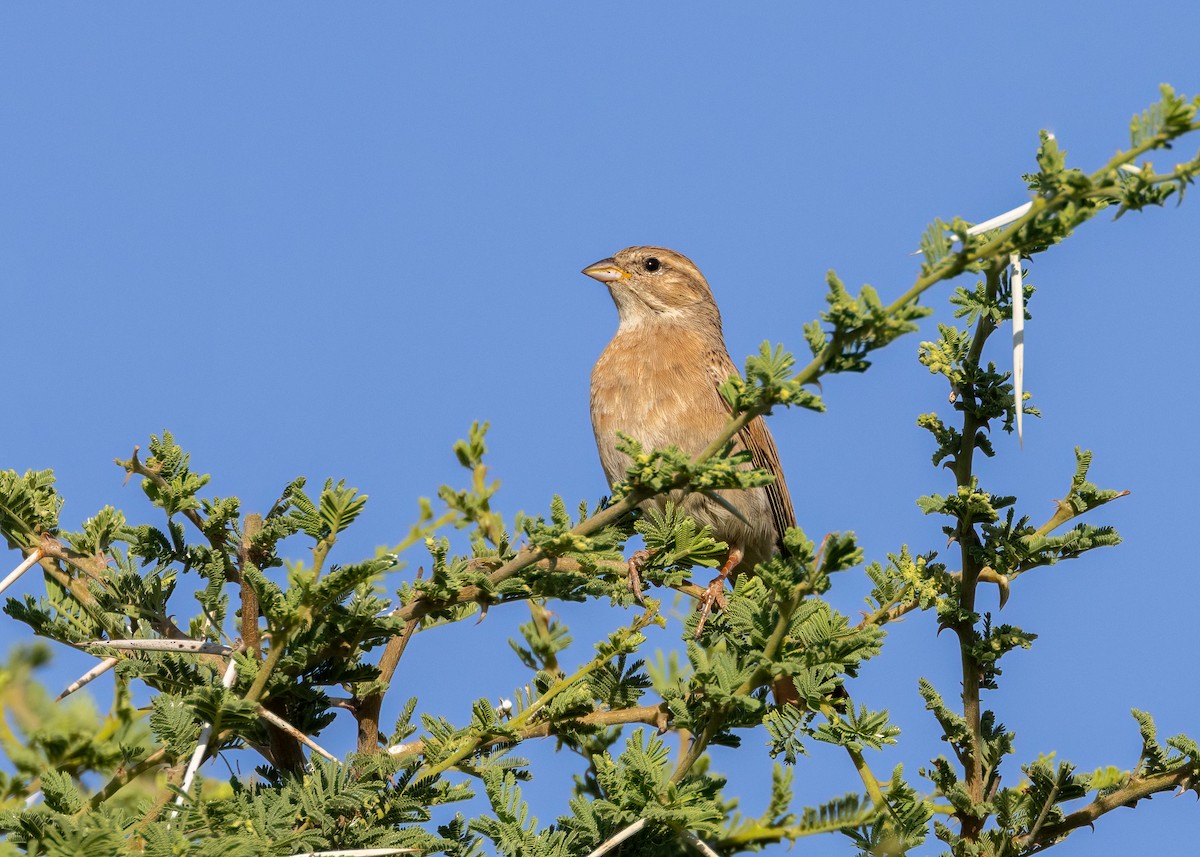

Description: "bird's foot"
693 548 742 638
626 549 651 605
694 574 729 637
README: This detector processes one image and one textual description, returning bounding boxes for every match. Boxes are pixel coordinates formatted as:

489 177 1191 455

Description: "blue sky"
2 4 1198 854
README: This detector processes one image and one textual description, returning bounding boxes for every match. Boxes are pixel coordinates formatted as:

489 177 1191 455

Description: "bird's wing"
740 413 798 546
706 348 798 548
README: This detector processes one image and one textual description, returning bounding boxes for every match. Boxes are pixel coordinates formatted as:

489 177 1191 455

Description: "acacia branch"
846 745 887 807
377 128 1194 740
1017 765 1198 851
390 490 648 625
669 714 722 785
947 263 1005 832
691 112 1200 474
85 747 168 812
237 514 264 657
119 448 231 560
390 703 670 765
355 614 419 754
411 609 656 783
35 535 211 661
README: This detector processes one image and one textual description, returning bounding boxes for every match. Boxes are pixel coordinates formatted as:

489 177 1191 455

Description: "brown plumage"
583 246 796 627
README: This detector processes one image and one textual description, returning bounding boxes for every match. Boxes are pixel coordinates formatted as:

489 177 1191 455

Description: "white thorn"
84 639 234 655
681 829 721 857
1011 252 1025 446
964 201 1034 237
279 844 420 849
0 548 45 597
172 658 239 816
586 818 647 857
256 706 340 764
910 201 1035 256
57 656 119 701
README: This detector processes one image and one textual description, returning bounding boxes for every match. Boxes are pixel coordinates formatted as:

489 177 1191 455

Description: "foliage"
1 86 1199 856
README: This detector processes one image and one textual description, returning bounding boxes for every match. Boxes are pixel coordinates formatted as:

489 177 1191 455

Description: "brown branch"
388 703 670 763
36 535 214 664
355 553 695 756
533 555 706 600
955 265 1004 825
670 714 722 785
237 514 263 657
1016 766 1198 851
37 533 108 583
355 614 419 754
521 703 670 742
388 491 647 626
136 759 187 830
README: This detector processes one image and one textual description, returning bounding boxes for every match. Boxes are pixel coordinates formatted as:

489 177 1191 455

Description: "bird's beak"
581 258 629 283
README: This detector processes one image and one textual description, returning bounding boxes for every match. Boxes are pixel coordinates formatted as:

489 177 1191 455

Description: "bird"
582 246 796 633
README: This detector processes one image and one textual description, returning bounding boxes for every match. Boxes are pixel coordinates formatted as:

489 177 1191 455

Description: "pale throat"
615 305 693 333
611 291 716 334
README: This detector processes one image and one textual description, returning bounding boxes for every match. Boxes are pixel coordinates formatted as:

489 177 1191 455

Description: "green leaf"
0 468 61 549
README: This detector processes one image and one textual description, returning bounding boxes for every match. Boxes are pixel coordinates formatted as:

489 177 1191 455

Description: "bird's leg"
694 547 742 637
626 549 651 604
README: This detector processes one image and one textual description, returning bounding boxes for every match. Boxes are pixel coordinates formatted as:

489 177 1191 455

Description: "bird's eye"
644 257 661 272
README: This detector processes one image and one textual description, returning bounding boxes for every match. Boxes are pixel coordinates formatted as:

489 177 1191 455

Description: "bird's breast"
590 327 731 487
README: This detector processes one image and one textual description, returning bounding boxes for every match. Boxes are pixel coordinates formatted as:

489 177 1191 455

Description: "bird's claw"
627 549 651 605
694 575 729 638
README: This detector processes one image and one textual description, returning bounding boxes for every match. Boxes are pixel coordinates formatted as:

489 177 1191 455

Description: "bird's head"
582 246 722 332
